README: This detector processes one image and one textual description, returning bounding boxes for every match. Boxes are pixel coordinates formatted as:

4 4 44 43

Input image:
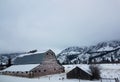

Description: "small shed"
67 66 92 80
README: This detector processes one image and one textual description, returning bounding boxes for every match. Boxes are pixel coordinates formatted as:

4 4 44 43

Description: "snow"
2 64 39 72
57 55 66 63
0 64 120 82
68 51 80 54
60 51 80 56
18 53 34 57
18 52 41 58
0 74 100 82
1 62 7 65
64 64 91 75
99 64 120 70
97 46 113 51
99 64 120 78
18 49 49 58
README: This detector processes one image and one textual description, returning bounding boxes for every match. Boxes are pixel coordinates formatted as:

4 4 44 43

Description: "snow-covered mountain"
0 52 27 65
1 40 120 65
57 40 120 64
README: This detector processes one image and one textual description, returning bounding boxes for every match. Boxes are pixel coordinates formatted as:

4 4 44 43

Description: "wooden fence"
101 78 119 82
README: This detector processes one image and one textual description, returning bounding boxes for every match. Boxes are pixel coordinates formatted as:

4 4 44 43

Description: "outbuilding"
67 66 92 80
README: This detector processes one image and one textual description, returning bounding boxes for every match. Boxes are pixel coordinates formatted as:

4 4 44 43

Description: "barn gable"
67 66 92 80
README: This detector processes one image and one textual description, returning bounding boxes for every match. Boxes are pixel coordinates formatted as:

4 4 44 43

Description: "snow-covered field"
0 74 100 82
0 64 120 82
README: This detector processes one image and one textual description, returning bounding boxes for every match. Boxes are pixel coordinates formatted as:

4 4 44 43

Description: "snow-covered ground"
0 64 120 82
0 74 101 82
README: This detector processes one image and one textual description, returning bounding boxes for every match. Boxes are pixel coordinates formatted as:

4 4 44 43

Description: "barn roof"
2 64 39 72
13 49 54 65
76 66 92 75
66 65 92 75
14 52 45 65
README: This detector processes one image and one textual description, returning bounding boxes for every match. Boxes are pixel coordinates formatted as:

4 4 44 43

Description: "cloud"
0 0 120 54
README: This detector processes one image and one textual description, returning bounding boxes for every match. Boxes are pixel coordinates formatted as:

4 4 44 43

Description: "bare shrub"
89 65 101 80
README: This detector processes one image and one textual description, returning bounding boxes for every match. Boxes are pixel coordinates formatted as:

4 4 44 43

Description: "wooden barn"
67 66 92 80
2 49 64 78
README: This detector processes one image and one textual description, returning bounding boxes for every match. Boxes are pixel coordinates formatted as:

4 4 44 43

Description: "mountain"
0 52 27 65
57 40 120 64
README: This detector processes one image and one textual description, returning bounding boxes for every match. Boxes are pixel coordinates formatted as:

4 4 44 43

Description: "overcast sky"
0 0 120 54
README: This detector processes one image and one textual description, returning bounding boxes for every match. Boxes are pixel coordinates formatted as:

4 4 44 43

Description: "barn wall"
31 62 64 77
67 67 80 79
78 69 92 80
30 51 64 77
2 71 31 77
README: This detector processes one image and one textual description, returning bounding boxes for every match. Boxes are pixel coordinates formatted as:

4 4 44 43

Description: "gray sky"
0 0 120 54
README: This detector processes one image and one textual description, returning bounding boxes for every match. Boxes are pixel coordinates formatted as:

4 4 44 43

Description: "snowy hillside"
57 40 120 64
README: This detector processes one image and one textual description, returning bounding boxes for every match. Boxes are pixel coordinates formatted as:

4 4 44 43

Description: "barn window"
34 70 37 73
54 68 56 71
39 70 41 72
26 71 28 73
16 72 19 73
12 72 14 73
44 70 46 72
21 72 23 74
51 53 53 55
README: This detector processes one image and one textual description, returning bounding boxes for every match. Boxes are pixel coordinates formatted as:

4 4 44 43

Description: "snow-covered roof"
78 66 91 75
14 53 45 65
64 64 91 75
2 64 40 72
13 49 54 65
18 49 49 58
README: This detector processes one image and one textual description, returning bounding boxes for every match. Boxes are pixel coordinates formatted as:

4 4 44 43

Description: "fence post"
100 78 102 82
115 78 118 82
79 78 80 82
116 78 119 82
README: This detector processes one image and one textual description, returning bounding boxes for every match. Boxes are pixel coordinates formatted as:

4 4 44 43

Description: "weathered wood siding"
67 67 92 80
30 50 64 77
2 71 31 77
